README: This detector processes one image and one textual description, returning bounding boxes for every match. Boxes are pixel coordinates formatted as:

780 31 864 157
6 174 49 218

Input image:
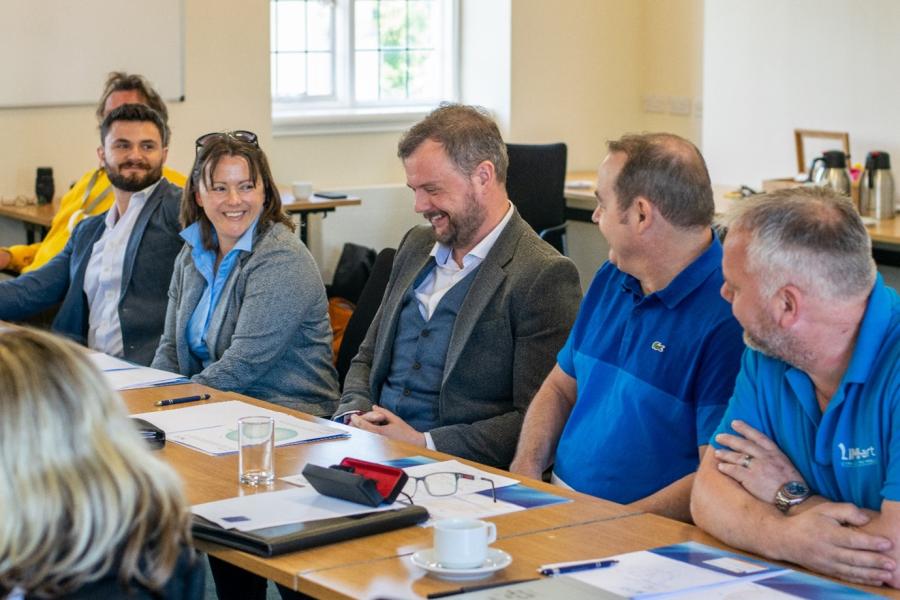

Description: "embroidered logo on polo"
837 443 877 467
651 341 666 353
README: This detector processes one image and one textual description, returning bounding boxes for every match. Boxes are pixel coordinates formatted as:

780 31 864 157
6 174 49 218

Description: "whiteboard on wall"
0 0 184 109
701 0 900 189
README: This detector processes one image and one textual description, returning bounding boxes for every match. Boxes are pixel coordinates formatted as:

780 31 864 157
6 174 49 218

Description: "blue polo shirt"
181 220 258 367
553 235 744 503
711 276 900 510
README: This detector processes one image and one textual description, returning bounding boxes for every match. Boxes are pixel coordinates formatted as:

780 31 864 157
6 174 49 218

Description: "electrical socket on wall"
642 95 667 113
669 96 692 116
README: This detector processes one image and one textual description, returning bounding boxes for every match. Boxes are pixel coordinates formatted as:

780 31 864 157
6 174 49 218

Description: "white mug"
433 518 497 569
291 181 313 201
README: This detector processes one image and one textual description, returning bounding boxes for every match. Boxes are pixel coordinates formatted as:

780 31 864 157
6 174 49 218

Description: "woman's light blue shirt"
181 220 258 367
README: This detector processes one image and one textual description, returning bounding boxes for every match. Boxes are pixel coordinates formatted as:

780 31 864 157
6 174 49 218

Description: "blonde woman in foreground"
0 328 203 599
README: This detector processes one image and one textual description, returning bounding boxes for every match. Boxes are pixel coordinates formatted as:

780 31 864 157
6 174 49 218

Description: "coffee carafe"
860 151 895 220
809 150 851 197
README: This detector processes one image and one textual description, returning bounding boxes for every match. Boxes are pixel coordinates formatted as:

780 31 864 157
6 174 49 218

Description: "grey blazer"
151 222 339 416
338 210 582 467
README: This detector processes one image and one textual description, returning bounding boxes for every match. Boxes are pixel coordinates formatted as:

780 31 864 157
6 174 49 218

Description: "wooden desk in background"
0 195 362 248
0 202 55 244
122 385 897 599
280 192 362 246
564 171 900 252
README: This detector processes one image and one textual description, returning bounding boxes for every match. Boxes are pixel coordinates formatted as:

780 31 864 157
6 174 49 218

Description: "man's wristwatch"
774 481 810 513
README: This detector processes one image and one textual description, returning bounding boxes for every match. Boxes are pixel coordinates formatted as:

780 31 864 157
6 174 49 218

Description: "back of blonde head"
0 328 192 596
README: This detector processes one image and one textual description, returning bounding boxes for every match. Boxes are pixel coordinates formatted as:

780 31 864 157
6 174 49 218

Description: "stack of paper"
133 399 349 455
557 542 878 599
89 351 187 390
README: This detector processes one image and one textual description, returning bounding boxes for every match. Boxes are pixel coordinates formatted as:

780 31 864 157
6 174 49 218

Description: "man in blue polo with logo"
510 133 744 522
692 187 900 589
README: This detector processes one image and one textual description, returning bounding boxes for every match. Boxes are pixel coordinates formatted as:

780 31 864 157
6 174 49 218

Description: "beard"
424 191 485 249
742 313 814 371
105 160 163 193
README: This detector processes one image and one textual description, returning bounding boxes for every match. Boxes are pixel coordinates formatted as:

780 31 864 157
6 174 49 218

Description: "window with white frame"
271 0 458 134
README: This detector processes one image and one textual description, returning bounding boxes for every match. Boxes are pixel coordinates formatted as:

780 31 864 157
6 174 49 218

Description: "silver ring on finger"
741 454 753 469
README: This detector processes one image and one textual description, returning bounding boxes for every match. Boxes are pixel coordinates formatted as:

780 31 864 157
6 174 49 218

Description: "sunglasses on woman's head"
194 130 259 154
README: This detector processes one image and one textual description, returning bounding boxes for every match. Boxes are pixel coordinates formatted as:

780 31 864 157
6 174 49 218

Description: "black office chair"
505 142 568 254
336 247 396 389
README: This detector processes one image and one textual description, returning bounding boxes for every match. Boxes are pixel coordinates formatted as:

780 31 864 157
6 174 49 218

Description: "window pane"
275 1 307 52
354 50 379 101
307 52 333 96
272 0 457 113
307 0 333 52
378 0 406 50
354 0 379 50
275 53 307 98
407 0 437 50
408 50 438 99
380 49 407 100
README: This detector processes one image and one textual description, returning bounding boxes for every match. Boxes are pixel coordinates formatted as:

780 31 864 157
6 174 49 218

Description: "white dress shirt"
413 202 513 449
83 181 158 357
414 203 514 321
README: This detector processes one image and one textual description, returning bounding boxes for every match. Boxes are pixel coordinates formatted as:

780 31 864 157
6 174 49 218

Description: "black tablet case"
191 505 429 557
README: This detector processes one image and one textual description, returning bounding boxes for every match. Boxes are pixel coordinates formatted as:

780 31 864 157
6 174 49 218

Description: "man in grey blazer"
0 104 183 366
337 104 581 468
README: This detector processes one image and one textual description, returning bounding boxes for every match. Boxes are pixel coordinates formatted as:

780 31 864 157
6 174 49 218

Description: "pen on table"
155 393 211 407
426 578 539 598
538 559 618 576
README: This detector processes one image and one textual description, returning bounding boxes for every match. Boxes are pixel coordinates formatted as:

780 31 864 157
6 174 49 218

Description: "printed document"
133 399 348 455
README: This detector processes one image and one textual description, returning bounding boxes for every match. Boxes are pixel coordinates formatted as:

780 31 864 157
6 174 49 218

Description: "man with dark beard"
0 104 183 366
335 103 581 468
692 187 900 589
0 72 185 274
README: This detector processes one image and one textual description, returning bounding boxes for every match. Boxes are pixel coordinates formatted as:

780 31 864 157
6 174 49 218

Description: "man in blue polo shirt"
510 133 744 522
692 187 900 589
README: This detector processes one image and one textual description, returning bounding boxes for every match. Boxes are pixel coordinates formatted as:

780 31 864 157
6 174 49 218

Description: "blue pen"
538 559 618 576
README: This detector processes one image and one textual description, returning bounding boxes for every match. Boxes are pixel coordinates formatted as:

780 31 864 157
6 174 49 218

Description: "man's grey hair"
719 186 876 300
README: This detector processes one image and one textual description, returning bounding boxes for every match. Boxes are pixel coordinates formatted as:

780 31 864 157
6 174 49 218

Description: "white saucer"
410 548 512 580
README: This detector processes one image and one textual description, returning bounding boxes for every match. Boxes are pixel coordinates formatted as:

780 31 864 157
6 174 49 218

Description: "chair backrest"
336 247 397 389
505 142 568 253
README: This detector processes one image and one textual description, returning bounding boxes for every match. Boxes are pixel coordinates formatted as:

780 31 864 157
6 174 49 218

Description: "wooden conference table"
122 384 898 599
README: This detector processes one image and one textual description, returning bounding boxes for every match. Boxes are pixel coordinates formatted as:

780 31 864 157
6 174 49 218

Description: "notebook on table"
192 505 429 557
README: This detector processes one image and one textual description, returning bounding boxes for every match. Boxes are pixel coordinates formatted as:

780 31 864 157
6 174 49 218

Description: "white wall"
702 0 900 191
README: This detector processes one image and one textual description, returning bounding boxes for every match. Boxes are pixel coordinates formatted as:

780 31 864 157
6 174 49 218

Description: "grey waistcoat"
379 262 480 430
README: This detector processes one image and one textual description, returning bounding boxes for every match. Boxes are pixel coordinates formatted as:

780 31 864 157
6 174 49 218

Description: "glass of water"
238 416 275 485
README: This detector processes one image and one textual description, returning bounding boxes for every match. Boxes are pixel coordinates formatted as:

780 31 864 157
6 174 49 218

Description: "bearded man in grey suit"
336 104 582 468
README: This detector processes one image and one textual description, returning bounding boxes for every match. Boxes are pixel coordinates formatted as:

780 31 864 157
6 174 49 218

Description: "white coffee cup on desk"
291 181 313 201
433 518 497 569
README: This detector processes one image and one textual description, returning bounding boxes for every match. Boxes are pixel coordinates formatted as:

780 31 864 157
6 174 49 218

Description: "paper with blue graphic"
565 542 879 599
383 456 570 524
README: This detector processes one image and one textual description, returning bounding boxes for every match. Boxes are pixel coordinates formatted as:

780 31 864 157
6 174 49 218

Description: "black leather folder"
191 505 429 557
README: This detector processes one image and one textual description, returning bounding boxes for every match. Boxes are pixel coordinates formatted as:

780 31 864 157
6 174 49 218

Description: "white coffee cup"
291 181 313 201
433 518 497 569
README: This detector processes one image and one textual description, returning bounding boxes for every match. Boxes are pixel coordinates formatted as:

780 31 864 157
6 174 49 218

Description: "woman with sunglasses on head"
151 131 338 416
0 328 203 599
